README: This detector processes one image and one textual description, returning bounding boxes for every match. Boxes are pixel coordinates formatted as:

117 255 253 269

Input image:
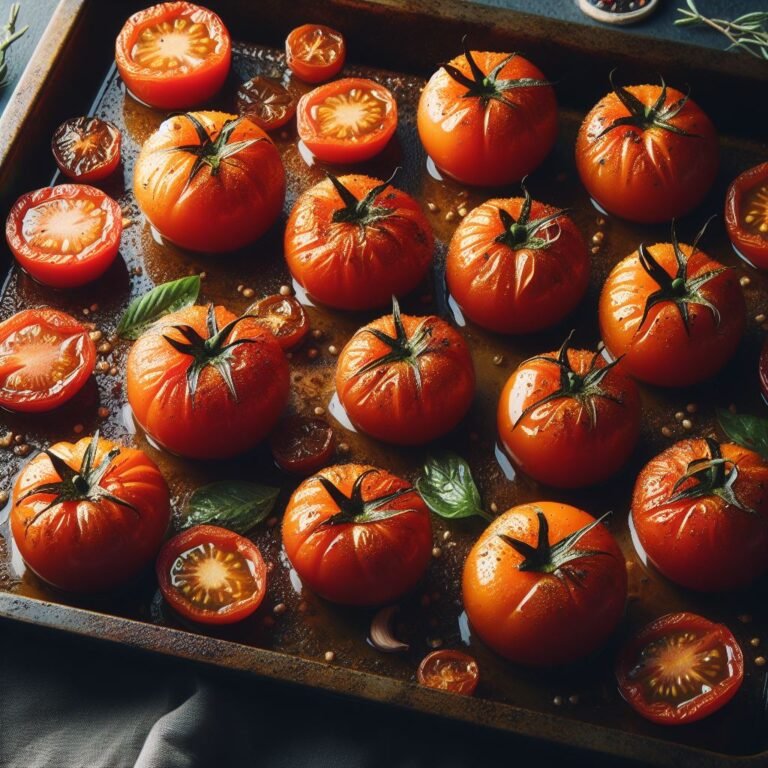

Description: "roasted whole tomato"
0 308 96 413
245 294 309 349
126 304 289 459
599 224 745 387
497 332 640 488
631 438 768 591
282 464 433 606
616 613 744 725
575 73 718 223
417 41 557 187
285 24 345 84
446 184 589 333
336 298 475 444
11 433 170 592
296 78 397 164
5 184 122 288
156 524 267 625
115 1 231 109
284 173 433 310
462 502 627 665
134 111 285 253
52 117 121 182
237 76 296 132
417 650 479 696
725 162 768 269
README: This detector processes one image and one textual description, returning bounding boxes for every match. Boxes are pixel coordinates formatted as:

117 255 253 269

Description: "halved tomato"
5 185 122 288
296 77 397 164
0 309 96 413
237 76 296 131
157 525 267 625
270 416 335 475
417 650 479 696
52 117 122 182
246 295 309 349
725 162 768 269
286 24 345 84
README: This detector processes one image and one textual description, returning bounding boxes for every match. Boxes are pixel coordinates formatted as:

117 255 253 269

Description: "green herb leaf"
117 276 201 340
182 481 279 534
717 409 768 460
416 453 491 522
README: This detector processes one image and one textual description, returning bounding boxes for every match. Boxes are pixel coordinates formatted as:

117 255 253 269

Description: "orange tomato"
725 162 768 269
285 24 345 84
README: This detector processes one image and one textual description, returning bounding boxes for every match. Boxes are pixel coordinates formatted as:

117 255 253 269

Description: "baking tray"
1 1 768 766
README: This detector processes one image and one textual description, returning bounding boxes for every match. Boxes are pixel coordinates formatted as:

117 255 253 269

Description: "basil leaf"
416 452 491 522
117 275 201 340
718 409 768 460
183 481 280 534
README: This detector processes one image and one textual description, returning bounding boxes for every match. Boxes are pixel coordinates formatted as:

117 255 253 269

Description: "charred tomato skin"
725 162 768 269
51 117 122 182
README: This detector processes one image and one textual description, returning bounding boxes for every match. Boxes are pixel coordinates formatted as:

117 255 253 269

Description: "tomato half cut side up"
417 650 479 696
156 525 267 625
725 162 768 270
270 416 335 475
52 117 122 182
0 309 96 413
297 77 398 164
237 76 296 131
616 612 744 726
5 185 122 288
245 295 309 349
286 24 345 84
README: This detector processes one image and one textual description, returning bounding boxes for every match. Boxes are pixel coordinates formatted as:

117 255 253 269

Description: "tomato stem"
328 169 400 226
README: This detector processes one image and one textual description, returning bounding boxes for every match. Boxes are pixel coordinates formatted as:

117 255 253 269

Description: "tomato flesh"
725 163 768 269
270 416 335 475
52 117 121 182
131 16 217 71
237 76 296 131
417 650 479 696
246 295 309 349
286 24 345 84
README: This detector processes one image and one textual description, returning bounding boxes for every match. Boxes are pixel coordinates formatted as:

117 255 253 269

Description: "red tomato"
725 162 768 269
462 502 627 665
336 300 475 444
115 2 231 110
52 117 121 182
417 650 479 696
0 309 96 413
157 525 267 625
631 438 768 591
616 613 744 725
270 416 335 475
245 295 309 349
296 78 397 164
576 75 718 223
417 44 557 187
11 434 170 592
286 24 345 84
5 185 122 288
446 188 589 333
497 334 640 488
282 464 433 606
237 76 296 131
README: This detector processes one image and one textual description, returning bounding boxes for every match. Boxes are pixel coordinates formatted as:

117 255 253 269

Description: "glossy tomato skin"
134 111 285 253
417 650 480 696
11 437 170 592
285 24 345 84
52 117 122 182
115 2 231 110
126 305 289 459
282 464 433 606
599 243 745 387
498 349 640 488
285 175 433 310
446 197 589 333
6 185 122 288
462 502 627 665
0 309 96 413
725 162 768 269
417 52 557 187
632 439 768 591
336 311 475 445
576 84 718 223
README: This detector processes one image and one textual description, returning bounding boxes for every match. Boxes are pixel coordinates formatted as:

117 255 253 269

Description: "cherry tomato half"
157 525 267 625
725 162 768 269
5 184 122 288
297 78 398 164
52 117 121 182
616 613 744 725
245 295 309 349
0 309 96 413
417 650 479 696
270 416 335 475
286 24 345 84
237 76 297 131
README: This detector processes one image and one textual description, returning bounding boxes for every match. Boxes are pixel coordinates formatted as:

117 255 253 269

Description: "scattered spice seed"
324 651 336 662
266 516 278 528
428 638 443 649
337 442 350 454
98 407 110 419
242 288 255 299
122 217 132 228
273 602 287 616
442 530 452 542
0 432 13 448
740 276 751 287
596 217 606 227
756 314 766 324
199 272 206 280
432 547 442 559
686 403 698 414
661 426 673 437
279 285 292 296
591 245 600 255
445 211 456 223
489 502 499 514
427 202 438 212
314 406 325 416
457 206 468 218
492 354 504 366
97 342 112 355
89 330 103 342
328 345 338 356
739 614 753 624
675 411 685 421
14 434 24 444
82 308 90 316
311 329 323 340
751 637 760 647
568 695 579 705
0 490 8 505
109 367 118 376
307 348 319 360
592 232 604 244
756 656 766 667
298 601 308 613
553 696 564 706
13 444 31 457
90 303 99 312
96 361 110 372
73 424 84 434
682 419 693 430
237 284 244 293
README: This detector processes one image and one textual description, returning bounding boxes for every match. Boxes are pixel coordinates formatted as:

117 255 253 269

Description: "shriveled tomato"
0 309 96 413
632 438 768 592
296 78 397 164
285 24 345 84
157 524 267 625
725 162 768 269
497 333 640 488
126 304 289 459
617 613 744 725
134 111 285 253
115 2 231 110
462 502 627 665
11 433 170 592
599 224 745 387
270 416 335 475
5 184 122 288
245 295 309 349
52 117 121 182
417 41 557 187
282 464 433 606
417 650 479 696
284 173 433 310
336 299 475 445
446 185 589 333
576 74 718 223
237 76 296 131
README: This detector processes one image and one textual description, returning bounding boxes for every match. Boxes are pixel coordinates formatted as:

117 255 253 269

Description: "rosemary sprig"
0 4 28 89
